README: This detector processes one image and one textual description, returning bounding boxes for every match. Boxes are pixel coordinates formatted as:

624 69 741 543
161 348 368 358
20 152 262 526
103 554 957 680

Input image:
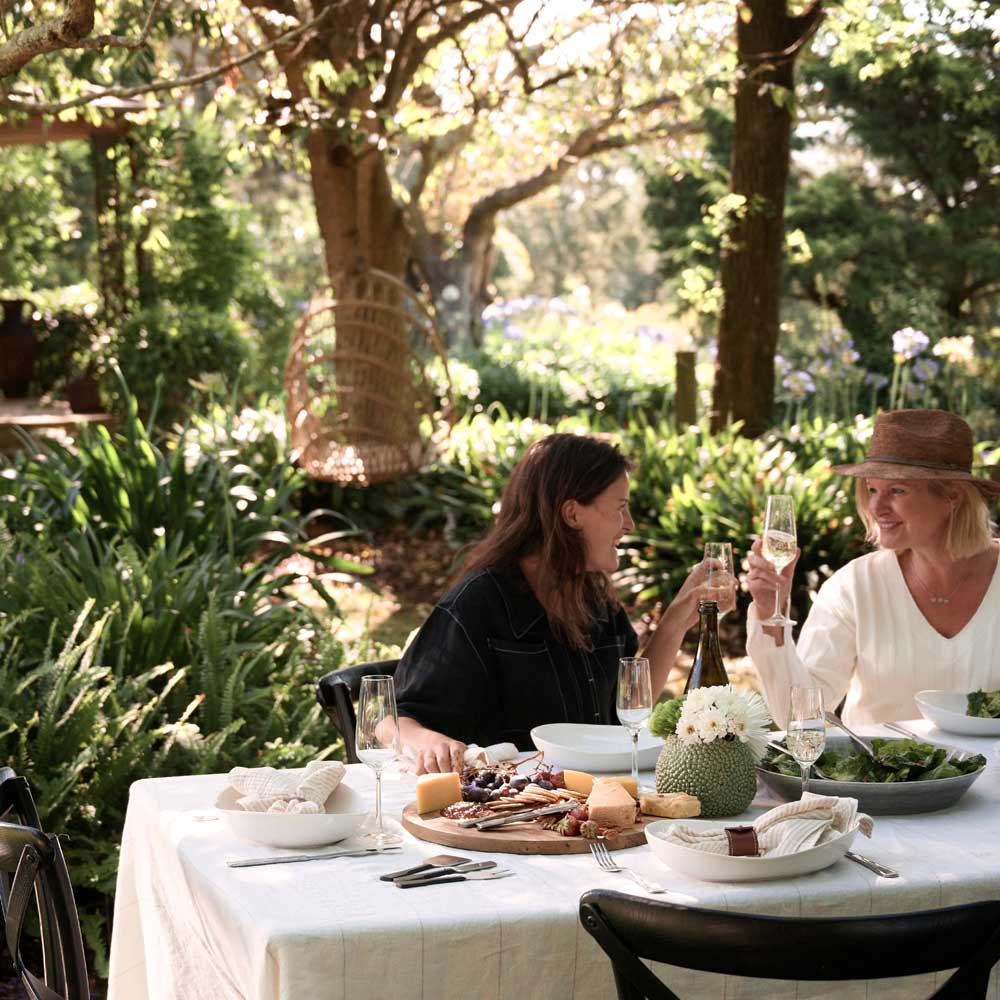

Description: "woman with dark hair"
395 433 732 774
746 409 1000 727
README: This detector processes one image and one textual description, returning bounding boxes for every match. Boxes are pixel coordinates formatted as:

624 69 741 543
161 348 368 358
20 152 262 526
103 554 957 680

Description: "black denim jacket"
394 563 639 750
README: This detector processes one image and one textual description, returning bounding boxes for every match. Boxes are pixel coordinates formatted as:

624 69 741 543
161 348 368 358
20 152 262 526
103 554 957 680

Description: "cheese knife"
471 800 577 830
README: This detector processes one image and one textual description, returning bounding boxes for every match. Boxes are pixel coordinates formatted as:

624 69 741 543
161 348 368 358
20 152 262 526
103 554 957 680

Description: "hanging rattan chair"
284 269 454 485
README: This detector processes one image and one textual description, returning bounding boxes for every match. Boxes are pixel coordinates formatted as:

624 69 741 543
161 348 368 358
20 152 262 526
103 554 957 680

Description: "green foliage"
0 382 350 973
0 143 95 292
648 696 686 739
464 296 689 424
107 301 248 418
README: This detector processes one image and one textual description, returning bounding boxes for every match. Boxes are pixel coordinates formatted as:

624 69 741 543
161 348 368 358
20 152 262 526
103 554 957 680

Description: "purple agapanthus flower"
892 327 930 361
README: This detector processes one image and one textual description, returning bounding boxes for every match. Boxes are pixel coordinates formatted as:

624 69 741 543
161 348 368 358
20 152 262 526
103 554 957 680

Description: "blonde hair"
855 479 996 559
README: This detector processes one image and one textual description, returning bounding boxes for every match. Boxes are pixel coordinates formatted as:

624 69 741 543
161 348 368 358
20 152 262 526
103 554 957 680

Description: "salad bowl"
915 690 1000 737
757 736 987 815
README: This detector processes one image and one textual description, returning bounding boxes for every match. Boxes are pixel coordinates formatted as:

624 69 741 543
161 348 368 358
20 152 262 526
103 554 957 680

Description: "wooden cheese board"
401 802 651 855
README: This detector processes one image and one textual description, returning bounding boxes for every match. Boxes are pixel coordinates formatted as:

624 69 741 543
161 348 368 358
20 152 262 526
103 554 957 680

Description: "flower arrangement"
649 686 772 762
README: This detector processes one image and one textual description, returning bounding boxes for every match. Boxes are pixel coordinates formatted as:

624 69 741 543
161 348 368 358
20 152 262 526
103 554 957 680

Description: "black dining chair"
580 889 1000 1000
0 767 90 1000
317 659 399 764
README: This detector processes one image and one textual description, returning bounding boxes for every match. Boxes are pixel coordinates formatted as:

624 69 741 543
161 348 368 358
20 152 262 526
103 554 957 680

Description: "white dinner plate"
644 819 860 882
215 781 369 848
530 723 663 772
916 690 1000 737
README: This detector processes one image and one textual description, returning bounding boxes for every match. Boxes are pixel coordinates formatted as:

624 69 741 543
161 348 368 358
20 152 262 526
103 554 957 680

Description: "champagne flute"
703 541 735 618
761 494 798 626
787 686 825 798
617 657 652 792
355 674 402 847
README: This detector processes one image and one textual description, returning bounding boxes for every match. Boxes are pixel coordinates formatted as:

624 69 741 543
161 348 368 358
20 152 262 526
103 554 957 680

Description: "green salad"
762 738 986 783
966 690 1000 719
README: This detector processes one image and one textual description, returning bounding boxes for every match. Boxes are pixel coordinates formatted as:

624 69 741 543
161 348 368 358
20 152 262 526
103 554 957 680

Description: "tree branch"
0 4 337 113
0 0 95 79
464 95 685 232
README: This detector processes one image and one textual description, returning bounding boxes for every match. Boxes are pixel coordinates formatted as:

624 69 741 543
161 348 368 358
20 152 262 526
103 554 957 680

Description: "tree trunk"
711 1 822 436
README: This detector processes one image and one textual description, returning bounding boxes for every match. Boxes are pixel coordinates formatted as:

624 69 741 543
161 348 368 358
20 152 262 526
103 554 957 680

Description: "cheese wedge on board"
607 775 638 799
639 792 701 819
415 772 462 814
586 778 638 829
562 769 595 796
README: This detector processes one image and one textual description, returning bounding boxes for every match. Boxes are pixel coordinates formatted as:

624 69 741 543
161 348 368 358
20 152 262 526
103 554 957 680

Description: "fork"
590 841 665 894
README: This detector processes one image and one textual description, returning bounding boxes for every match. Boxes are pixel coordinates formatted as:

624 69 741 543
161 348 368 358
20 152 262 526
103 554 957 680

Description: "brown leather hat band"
865 454 969 473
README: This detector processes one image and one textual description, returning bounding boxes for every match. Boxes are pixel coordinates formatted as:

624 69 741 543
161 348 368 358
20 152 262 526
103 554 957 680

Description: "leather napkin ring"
725 825 760 857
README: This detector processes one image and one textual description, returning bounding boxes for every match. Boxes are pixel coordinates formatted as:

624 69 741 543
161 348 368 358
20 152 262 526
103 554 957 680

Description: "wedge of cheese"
639 792 701 819
586 778 638 829
415 772 462 814
562 769 595 796
606 775 638 800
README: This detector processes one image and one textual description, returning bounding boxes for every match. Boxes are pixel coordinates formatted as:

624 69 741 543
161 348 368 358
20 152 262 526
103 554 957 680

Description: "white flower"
677 718 702 745
739 690 773 760
712 686 742 715
684 687 718 712
892 326 929 361
695 707 726 742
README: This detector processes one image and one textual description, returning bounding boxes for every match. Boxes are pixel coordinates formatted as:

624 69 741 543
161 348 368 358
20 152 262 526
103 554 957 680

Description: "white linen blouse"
746 545 1000 727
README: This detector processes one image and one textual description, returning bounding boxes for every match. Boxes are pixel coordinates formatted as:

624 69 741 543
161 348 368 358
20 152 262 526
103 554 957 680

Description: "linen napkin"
398 742 519 772
663 792 873 857
228 760 346 814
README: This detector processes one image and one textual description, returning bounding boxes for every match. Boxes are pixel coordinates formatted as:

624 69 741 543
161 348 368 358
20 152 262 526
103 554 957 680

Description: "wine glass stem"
774 587 782 623
630 730 639 788
800 762 810 797
373 767 384 834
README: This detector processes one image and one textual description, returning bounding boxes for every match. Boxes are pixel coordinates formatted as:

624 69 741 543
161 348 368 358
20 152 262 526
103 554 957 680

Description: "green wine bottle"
684 600 730 692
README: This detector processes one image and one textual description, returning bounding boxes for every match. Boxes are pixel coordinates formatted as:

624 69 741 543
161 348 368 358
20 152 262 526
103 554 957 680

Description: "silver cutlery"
466 800 577 830
394 861 496 883
768 740 830 780
396 868 514 888
824 711 876 758
845 851 899 878
379 853 470 881
228 846 403 868
590 840 665 894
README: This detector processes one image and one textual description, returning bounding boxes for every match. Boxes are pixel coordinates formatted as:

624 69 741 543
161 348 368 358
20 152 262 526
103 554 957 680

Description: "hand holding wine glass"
787 686 825 798
356 674 402 848
617 657 652 792
761 495 798 627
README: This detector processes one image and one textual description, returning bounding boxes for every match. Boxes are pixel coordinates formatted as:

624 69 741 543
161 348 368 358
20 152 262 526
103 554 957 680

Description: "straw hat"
832 409 1000 497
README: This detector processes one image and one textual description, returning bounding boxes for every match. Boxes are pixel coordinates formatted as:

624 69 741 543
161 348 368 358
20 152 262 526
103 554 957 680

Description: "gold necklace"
907 559 964 605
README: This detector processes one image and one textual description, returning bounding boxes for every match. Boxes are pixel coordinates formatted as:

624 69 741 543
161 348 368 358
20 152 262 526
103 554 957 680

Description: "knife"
394 861 497 883
227 846 403 868
471 800 577 830
396 869 514 888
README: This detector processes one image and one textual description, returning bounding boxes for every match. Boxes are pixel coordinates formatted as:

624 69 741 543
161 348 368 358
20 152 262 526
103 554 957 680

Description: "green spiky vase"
654 735 757 818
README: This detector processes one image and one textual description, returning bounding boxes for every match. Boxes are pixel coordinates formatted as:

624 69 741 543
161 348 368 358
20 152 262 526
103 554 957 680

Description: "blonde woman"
746 409 1000 726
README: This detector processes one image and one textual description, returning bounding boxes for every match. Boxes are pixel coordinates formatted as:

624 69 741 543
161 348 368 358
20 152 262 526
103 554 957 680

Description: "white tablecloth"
107 722 1000 1000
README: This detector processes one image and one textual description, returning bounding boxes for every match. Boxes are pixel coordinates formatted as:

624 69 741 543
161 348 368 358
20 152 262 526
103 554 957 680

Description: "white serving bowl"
530 723 663 773
645 819 860 882
916 690 1000 737
215 782 369 848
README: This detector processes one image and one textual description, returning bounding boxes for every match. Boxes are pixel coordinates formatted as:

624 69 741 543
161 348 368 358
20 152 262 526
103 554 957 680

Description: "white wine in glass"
355 674 402 848
703 541 735 617
617 657 652 792
761 494 798 627
787 686 825 797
